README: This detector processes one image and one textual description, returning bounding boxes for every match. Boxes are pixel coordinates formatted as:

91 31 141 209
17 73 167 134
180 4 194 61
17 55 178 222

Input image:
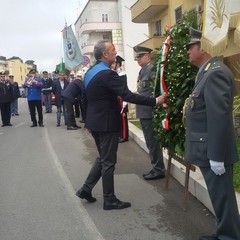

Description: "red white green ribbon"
158 28 175 130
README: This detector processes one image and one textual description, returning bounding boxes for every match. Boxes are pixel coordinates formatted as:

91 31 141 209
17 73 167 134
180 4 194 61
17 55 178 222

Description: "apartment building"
131 0 240 57
0 56 36 85
74 0 149 91
131 0 204 49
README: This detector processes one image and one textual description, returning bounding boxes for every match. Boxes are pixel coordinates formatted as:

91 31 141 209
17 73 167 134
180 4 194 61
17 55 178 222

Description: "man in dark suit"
76 40 166 210
134 46 165 180
52 71 69 127
62 77 85 130
185 27 240 240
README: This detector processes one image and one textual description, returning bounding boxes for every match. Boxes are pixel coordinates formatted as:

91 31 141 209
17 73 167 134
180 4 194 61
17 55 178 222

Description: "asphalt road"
0 99 216 240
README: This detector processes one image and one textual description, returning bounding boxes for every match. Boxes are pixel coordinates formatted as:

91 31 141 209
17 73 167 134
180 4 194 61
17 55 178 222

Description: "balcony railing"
131 0 168 23
136 35 166 51
79 22 122 35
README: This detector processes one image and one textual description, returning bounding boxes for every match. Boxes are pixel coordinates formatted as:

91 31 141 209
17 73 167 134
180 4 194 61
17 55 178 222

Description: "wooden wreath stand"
165 151 196 211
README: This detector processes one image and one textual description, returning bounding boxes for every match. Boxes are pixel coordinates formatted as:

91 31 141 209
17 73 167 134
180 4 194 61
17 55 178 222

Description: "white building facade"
74 0 148 91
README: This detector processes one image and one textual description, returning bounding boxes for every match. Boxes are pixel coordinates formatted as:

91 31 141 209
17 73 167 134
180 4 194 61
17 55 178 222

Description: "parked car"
41 93 55 106
19 86 26 98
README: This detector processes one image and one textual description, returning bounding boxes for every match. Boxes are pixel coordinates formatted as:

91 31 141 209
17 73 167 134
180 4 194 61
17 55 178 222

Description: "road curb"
129 122 240 214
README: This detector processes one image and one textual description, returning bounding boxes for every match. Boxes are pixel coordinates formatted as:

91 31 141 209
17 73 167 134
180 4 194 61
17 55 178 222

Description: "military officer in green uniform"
185 27 240 240
134 46 165 180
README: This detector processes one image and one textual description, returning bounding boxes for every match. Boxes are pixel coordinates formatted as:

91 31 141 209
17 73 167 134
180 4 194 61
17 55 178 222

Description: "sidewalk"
128 122 240 214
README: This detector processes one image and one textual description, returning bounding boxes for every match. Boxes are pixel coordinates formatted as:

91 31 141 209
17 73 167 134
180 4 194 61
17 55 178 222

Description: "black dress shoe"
142 170 154 177
67 126 78 130
30 124 37 127
144 171 165 180
39 123 44 127
1 124 7 127
199 235 218 240
118 138 128 143
6 123 12 126
76 188 96 203
103 198 131 210
74 125 82 129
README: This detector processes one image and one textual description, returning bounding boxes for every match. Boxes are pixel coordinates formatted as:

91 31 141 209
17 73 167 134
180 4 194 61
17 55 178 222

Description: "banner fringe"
230 13 240 28
201 36 228 56
234 29 240 48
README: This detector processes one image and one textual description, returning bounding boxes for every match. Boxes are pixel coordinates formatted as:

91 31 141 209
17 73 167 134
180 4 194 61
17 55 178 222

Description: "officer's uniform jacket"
22 77 43 101
41 78 53 95
184 57 239 167
0 80 13 103
136 63 155 119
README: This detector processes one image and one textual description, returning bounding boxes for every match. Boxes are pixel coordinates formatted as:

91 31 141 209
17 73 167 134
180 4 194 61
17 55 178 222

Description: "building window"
155 20 162 36
102 14 108 22
175 6 182 23
103 34 111 42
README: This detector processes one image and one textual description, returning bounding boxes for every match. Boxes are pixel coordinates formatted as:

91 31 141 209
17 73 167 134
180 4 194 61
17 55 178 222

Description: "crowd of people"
0 26 240 240
0 69 86 129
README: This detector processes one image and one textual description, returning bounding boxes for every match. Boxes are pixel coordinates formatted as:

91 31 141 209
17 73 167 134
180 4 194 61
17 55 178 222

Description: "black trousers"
28 100 43 125
79 100 86 121
200 166 240 240
64 99 77 127
74 101 80 117
82 131 119 200
0 102 11 125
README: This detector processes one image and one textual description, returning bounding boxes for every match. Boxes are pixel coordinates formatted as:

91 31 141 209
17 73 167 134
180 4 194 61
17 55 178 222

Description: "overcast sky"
0 0 88 73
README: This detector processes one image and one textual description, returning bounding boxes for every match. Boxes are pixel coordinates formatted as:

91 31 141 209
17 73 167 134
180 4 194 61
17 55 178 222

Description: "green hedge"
234 138 240 192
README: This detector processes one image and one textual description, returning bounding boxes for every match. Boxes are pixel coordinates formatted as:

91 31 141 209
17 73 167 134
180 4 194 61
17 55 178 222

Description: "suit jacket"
52 79 69 107
62 79 85 104
184 57 239 167
136 63 155 119
84 61 156 132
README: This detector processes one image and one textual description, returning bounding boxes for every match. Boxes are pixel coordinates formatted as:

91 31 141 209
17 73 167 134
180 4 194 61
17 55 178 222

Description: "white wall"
80 1 119 24
75 0 149 91
118 0 148 91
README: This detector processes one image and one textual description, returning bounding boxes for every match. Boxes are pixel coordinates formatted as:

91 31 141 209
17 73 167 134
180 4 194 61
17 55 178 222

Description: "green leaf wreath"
153 11 200 156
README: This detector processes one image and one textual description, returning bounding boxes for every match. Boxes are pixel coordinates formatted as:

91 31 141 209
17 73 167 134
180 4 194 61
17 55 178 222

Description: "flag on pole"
62 24 83 70
59 58 65 71
201 0 240 56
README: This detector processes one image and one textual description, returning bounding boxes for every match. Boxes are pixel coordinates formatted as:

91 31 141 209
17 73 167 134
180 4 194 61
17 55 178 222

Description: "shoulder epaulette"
204 63 211 72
